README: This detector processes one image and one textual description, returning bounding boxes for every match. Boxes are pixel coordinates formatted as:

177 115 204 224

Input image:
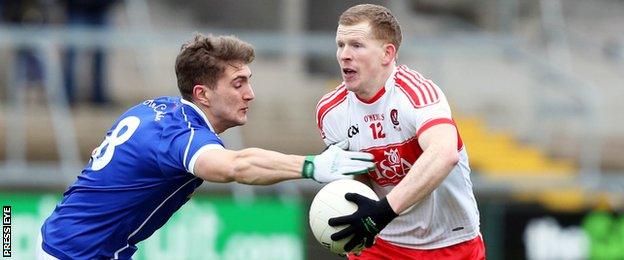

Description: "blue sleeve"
157 127 224 177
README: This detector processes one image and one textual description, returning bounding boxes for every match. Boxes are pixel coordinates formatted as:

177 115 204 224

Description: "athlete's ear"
382 43 397 66
192 84 211 106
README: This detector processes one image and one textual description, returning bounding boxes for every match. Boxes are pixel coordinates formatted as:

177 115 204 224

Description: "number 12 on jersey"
369 122 386 139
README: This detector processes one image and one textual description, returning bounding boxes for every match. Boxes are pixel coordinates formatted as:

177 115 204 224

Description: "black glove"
328 193 398 252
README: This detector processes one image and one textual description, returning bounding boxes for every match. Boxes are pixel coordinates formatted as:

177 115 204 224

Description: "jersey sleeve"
316 88 349 146
395 65 456 135
401 82 455 137
317 113 343 146
157 126 224 177
412 91 454 136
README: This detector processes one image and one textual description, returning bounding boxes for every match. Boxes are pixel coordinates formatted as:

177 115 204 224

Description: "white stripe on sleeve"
187 144 225 174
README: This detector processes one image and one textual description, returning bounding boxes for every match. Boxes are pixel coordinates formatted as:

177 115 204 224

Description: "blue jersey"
41 96 224 259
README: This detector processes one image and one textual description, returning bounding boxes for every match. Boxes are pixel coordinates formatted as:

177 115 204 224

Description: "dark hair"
175 33 255 101
339 4 402 51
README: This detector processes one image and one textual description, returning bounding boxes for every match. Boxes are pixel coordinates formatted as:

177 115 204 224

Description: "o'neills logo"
390 109 399 125
363 114 384 122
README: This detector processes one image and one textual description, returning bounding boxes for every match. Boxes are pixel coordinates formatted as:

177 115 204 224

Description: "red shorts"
348 235 485 260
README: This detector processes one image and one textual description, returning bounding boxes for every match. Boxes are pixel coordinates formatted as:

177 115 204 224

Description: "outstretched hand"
302 144 374 183
329 193 398 252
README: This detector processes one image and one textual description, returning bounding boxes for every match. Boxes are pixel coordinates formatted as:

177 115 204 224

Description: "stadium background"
1 0 623 259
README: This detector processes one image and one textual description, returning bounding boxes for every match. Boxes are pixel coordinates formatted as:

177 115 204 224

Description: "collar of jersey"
180 98 216 133
356 85 386 104
387 65 399 90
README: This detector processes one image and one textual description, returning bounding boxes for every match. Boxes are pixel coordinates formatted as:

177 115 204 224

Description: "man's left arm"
328 122 460 251
386 123 459 213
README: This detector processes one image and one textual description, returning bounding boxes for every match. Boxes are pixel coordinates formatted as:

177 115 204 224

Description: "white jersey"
316 65 480 249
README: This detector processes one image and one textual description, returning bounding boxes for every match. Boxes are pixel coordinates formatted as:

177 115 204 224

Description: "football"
309 179 379 255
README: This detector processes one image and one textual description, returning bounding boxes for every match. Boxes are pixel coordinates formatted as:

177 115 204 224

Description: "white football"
309 179 379 255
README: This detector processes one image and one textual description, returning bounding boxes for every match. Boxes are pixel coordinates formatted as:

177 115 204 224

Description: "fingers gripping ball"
309 179 379 255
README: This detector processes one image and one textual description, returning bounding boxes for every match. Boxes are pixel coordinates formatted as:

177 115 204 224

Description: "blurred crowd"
0 0 118 105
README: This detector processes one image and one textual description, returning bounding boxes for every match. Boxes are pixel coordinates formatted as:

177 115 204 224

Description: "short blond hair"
339 4 402 51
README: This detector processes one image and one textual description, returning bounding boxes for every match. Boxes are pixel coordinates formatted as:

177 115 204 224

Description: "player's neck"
189 99 226 134
357 64 395 100
204 113 226 134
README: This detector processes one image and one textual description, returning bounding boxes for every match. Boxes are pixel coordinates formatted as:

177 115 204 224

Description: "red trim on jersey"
356 86 386 104
316 87 348 130
348 235 485 260
395 78 421 107
417 118 464 151
397 70 430 104
400 66 439 101
361 134 419 153
395 66 441 108
408 71 435 102
318 84 346 105
418 118 454 136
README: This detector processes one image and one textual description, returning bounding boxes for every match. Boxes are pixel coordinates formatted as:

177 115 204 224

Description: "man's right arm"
192 146 375 185
193 148 302 184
